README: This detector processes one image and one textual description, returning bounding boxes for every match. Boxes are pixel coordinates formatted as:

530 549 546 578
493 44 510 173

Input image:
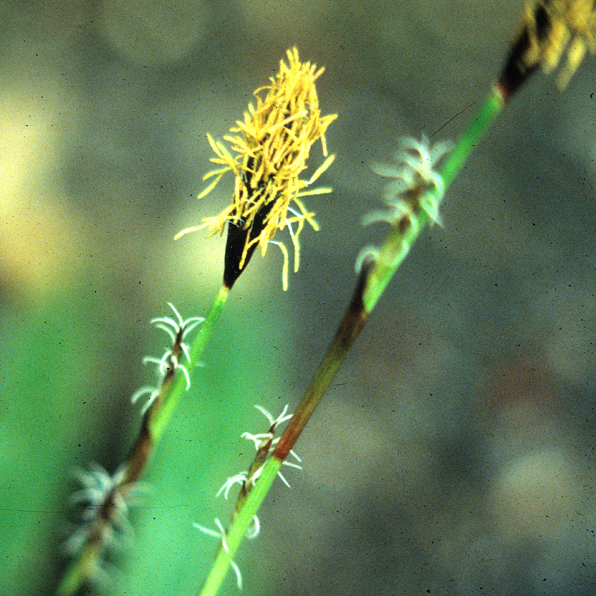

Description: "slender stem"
198 461 282 596
197 86 506 596
441 86 505 188
150 284 230 443
274 264 370 460
363 87 505 312
279 86 506 454
57 284 230 596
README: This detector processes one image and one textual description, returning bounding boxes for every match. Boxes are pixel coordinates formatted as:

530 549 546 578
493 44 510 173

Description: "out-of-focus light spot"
99 0 209 66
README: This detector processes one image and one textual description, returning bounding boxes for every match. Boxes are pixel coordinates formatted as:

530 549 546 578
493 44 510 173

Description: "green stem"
198 271 370 596
150 284 230 443
441 87 504 188
197 86 506 596
363 86 505 311
274 267 370 460
198 461 282 596
57 284 230 596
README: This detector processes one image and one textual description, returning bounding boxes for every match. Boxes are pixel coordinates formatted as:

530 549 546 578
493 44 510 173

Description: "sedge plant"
193 2 596 595
58 47 335 595
57 1 596 595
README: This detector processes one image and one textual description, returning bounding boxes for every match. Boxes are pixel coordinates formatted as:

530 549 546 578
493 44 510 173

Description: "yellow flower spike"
499 0 596 99
528 0 596 87
177 47 336 290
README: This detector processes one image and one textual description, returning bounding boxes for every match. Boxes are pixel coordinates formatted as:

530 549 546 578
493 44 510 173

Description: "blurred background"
2 0 596 594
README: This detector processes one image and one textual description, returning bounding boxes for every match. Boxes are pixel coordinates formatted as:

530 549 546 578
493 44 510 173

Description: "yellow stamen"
523 0 596 88
177 47 336 289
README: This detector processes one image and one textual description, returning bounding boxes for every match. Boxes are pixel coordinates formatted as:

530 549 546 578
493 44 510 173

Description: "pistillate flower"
217 405 302 499
65 462 146 582
176 47 336 290
500 0 596 98
366 135 451 226
356 135 453 273
356 135 451 273
131 303 203 414
194 405 301 590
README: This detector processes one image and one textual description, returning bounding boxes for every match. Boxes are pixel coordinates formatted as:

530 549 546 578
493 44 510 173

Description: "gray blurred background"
2 1 596 595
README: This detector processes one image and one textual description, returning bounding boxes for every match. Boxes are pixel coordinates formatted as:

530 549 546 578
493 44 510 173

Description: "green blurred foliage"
0 286 128 593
